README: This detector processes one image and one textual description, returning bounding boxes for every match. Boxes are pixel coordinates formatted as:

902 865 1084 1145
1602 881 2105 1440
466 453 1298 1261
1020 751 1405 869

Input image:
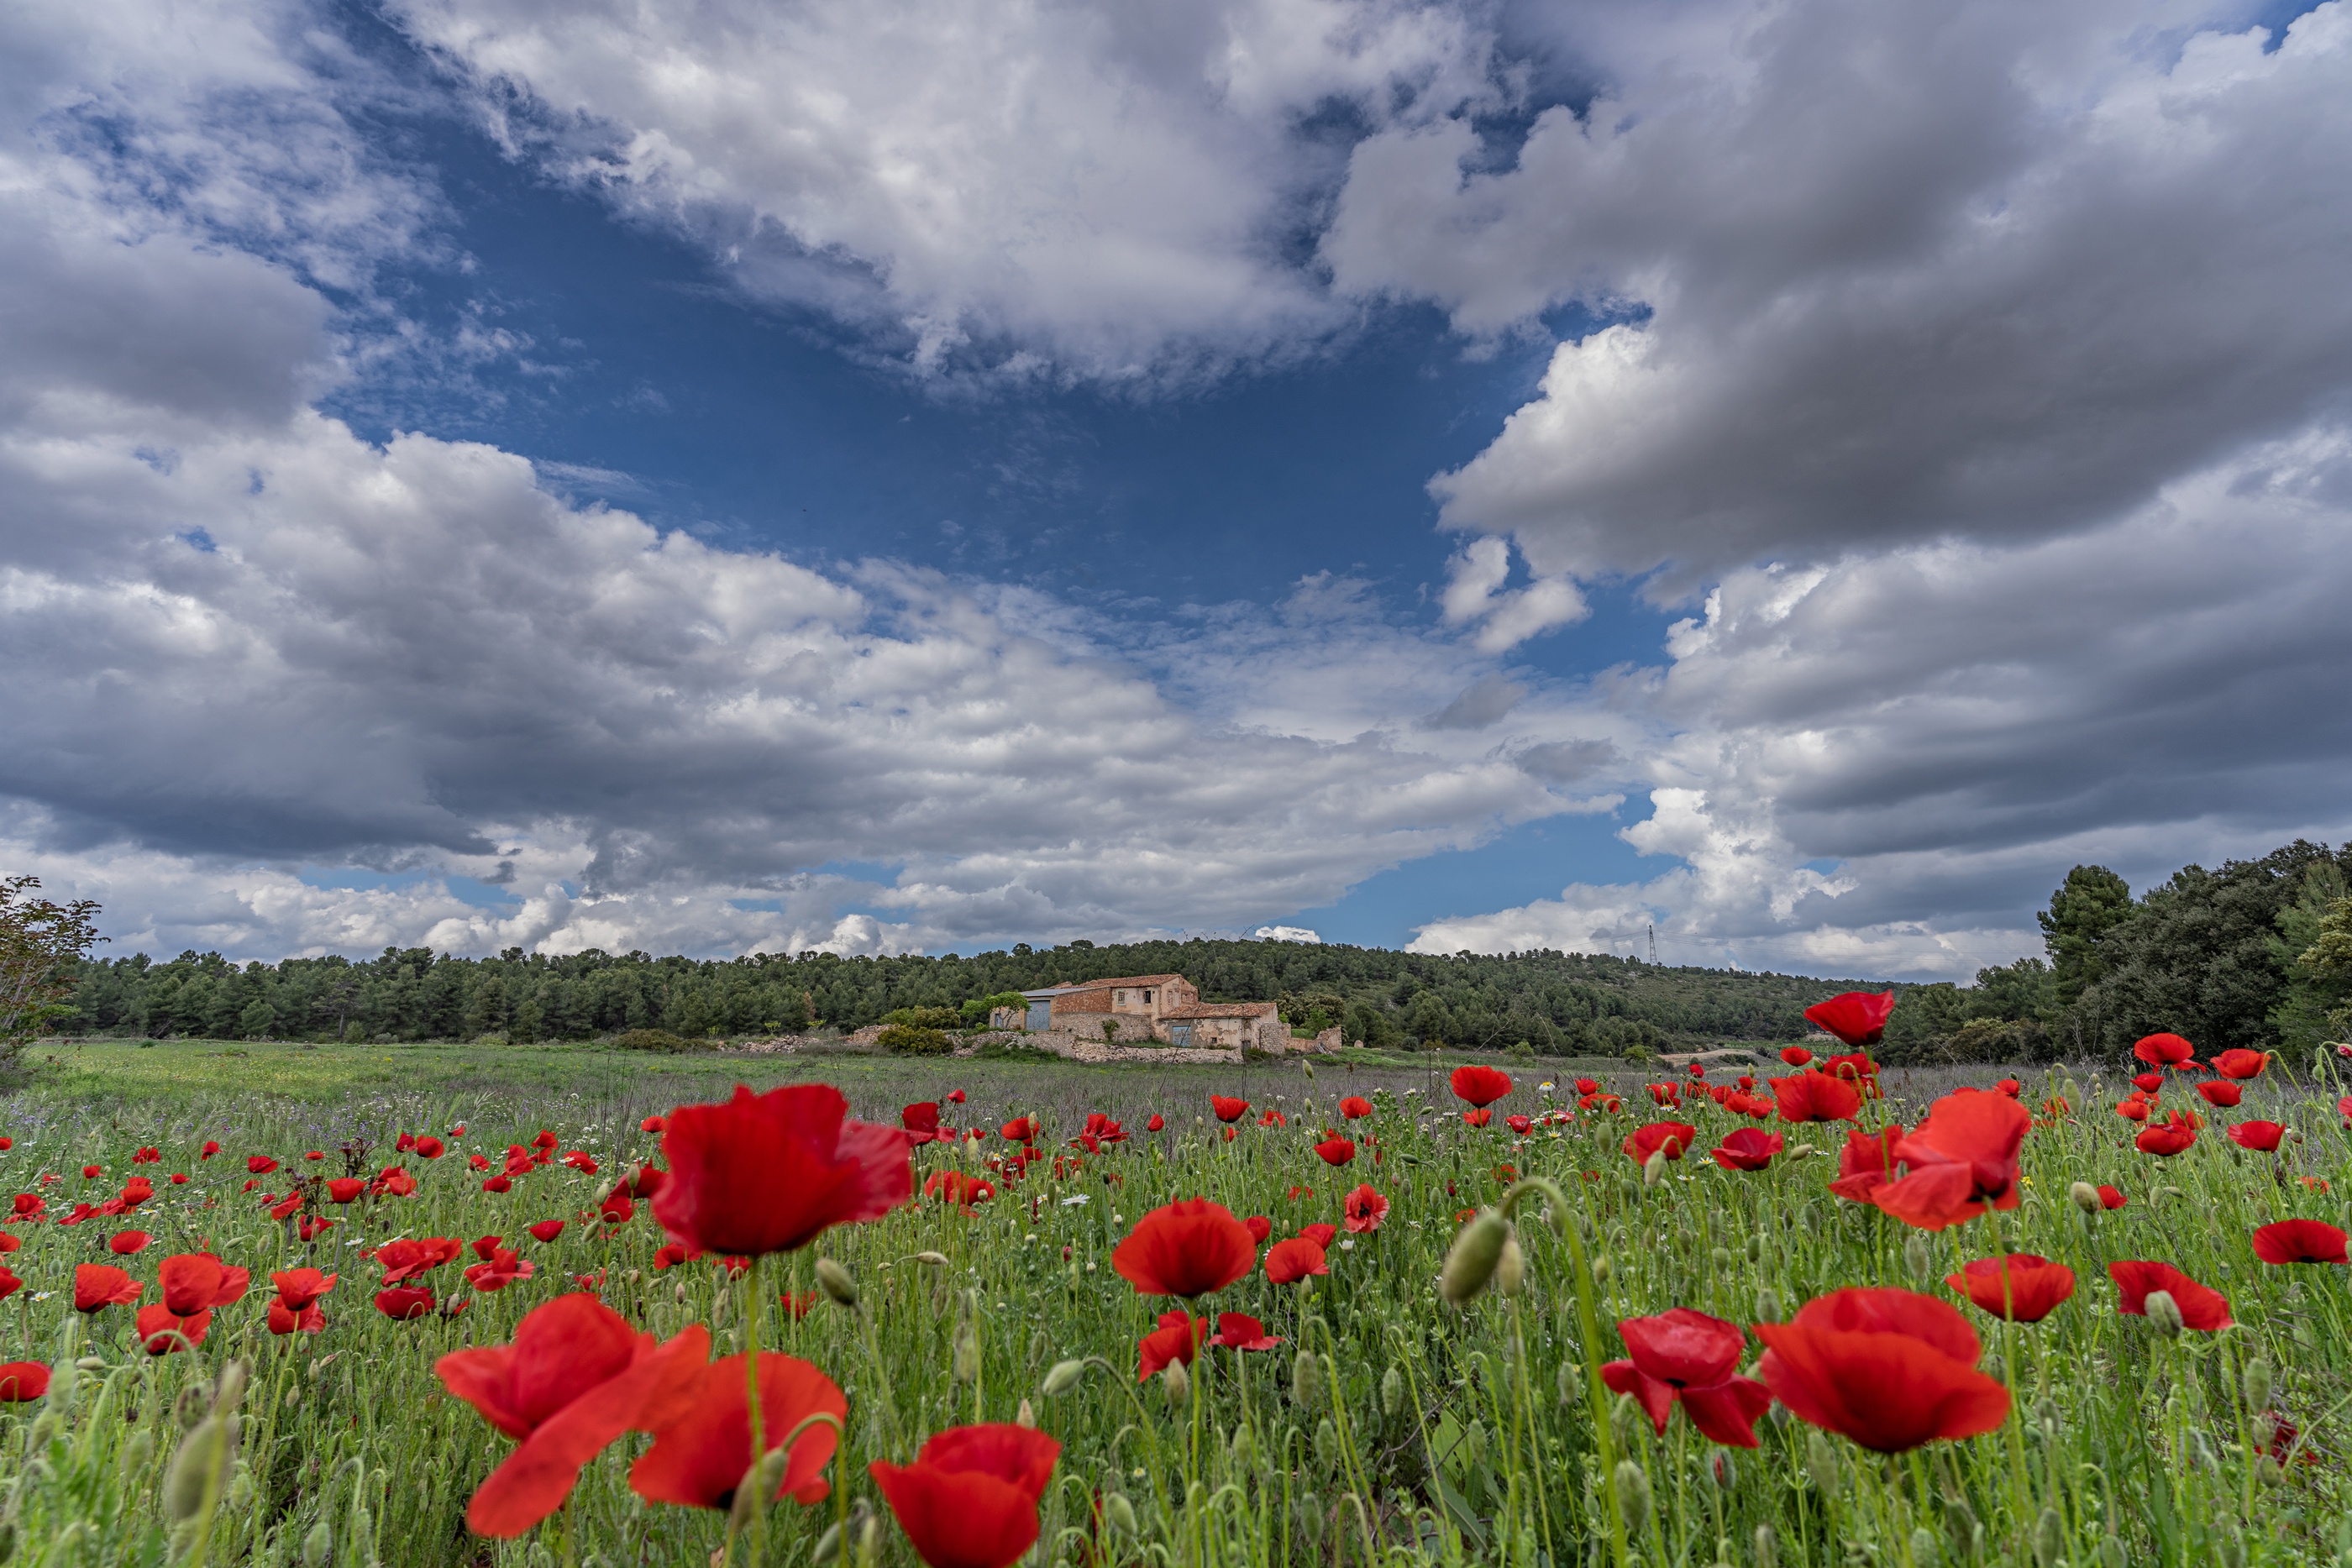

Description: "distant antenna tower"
1647 923 1657 965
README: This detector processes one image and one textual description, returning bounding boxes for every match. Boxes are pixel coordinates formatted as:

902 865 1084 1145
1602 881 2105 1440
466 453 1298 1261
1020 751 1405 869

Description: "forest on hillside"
49 839 2352 1066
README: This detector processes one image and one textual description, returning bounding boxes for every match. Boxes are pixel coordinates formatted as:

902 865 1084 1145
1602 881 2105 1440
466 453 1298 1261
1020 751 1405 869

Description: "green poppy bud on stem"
2069 1181 2103 1214
1495 1235 1525 1297
1380 1366 1403 1419
1104 1493 1137 1538
727 1446 790 1537
2244 1359 2273 1414
302 1520 333 1568
812 1521 844 1567
1643 1149 1667 1189
1015 1398 1036 1429
1910 1528 1942 1568
857 1512 880 1568
165 1417 231 1523
953 1323 979 1384
1903 1235 1933 1281
1315 1418 1339 1469
120 1429 155 1481
1804 1431 1840 1497
913 1251 949 1267
2033 1507 2064 1568
815 1258 858 1308
1042 1358 1087 1397
1755 1288 1782 1324
1753 1523 1778 1568
1292 1349 1320 1412
1439 1209 1510 1305
1231 1423 1254 1468
2144 1289 2185 1337
1162 1358 1189 1411
1612 1460 1652 1539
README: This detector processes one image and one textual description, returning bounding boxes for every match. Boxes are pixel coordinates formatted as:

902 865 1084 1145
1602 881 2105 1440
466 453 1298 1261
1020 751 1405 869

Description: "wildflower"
377 1237 463 1284
2250 1219 2349 1265
1314 1136 1356 1167
640 1116 666 1133
1341 1185 1389 1234
2226 1120 2285 1153
483 1176 513 1194
1300 1223 1339 1249
2132 1033 2197 1069
2109 1261 2230 1329
1709 1129 1784 1172
414 1135 445 1159
1462 1109 1493 1128
1263 1237 1329 1285
108 1230 150 1255
0 1362 51 1401
528 1219 565 1243
1943 1255 2075 1322
1001 1116 1039 1141
268 1268 335 1334
1146 1114 1164 1132
1339 1096 1373 1120
629 1353 847 1511
2209 1047 2266 1080
1243 1215 1272 1244
1869 1089 2030 1231
1755 1287 2009 1452
465 1247 536 1293
201 1141 220 1159
135 1303 211 1354
1449 1065 1514 1109
869 1424 1060 1568
375 1285 438 1319
1993 1079 2021 1099
1602 1308 1773 1447
1210 1313 1283 1350
2196 1081 2242 1108
2097 1184 2126 1209
653 1084 912 1258
1769 1073 1861 1125
561 1151 599 1175
248 1156 279 1175
902 1104 943 1144
1135 1310 1207 1379
1803 992 1895 1046
1505 1114 1533 1135
2136 1114 2198 1156
1623 1120 1696 1166
1110 1198 1257 1298
74 1263 143 1312
160 1252 249 1314
327 1178 366 1204
133 1146 160 1164
2114 1096 2150 1123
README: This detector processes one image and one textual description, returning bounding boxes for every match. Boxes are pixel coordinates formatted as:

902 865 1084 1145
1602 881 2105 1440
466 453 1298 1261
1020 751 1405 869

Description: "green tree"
236 998 276 1039
1 877 103 1063
2038 865 2135 1008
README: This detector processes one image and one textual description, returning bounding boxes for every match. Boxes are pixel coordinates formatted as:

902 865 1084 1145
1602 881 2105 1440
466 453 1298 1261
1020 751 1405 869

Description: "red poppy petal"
1675 1376 1773 1449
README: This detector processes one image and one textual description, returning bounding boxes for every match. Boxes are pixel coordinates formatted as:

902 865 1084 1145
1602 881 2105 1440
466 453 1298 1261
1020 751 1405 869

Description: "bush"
611 1028 698 1054
877 1025 952 1056
962 992 1030 1025
880 1007 962 1032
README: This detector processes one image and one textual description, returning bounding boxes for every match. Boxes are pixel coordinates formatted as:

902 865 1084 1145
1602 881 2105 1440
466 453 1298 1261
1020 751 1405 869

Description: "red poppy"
2132 1032 2196 1069
1869 1089 2031 1231
0 1362 50 1402
246 1156 278 1175
1770 1072 1861 1125
1601 1308 1772 1447
599 1183 636 1224
269 1299 327 1334
1135 1309 1207 1379
1622 1120 1697 1166
640 1116 666 1133
2097 1184 2126 1209
1291 1224 1333 1252
870 1424 1060 1568
108 1230 150 1255
1824 1051 1882 1085
2108 1261 2231 1330
1803 992 1895 1046
376 1285 437 1319
0 1266 18 1303
438 1294 713 1535
1338 1096 1373 1120
1709 1129 1783 1172
1943 1255 2075 1323
374 1167 418 1198
562 1151 600 1175
483 1176 514 1194
1146 1114 1164 1132
902 1104 942 1144
1110 1198 1257 1298
2250 1219 2349 1266
2114 1096 2150 1123
1992 1079 2020 1099
1209 1097 1250 1125
74 1263 143 1313
326 1177 365 1204
1243 1215 1272 1244
1462 1109 1492 1128
2226 1120 2285 1153
2130 1071 2164 1093
377 1237 464 1284
200 1141 220 1159
1341 1185 1389 1234
1001 1117 1038 1141
2196 1081 2242 1108
2210 1048 2266 1080
629 1352 847 1511
654 1084 912 1258
1575 1078 1600 1094
1263 1237 1329 1284
1449 1065 1514 1108
1505 1114 1533 1135
160 1253 249 1314
465 1248 536 1293
135 1304 211 1355
2136 1114 2198 1156
272 1268 337 1311
80 1164 102 1179
1778 1046 1813 1068
1256 1109 1286 1129
1314 1136 1356 1167
1755 1287 2009 1452
415 1135 445 1159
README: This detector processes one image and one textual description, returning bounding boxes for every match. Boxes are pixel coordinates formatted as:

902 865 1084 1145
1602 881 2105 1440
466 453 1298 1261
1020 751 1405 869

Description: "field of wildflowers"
3 995 2350 1568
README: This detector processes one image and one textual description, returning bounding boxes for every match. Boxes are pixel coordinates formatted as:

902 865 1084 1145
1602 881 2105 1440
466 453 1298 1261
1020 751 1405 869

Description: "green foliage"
2271 863 2352 1052
880 1006 963 1031
2038 864 2136 1008
875 1024 951 1056
959 992 1029 1024
1 874 104 1063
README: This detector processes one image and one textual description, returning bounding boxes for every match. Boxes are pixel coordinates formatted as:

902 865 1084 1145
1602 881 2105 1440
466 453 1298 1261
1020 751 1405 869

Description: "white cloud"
1253 925 1323 942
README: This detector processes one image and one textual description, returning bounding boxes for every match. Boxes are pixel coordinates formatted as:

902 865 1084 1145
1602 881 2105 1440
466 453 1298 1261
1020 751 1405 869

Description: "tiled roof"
1038 973 1188 994
1160 1002 1277 1020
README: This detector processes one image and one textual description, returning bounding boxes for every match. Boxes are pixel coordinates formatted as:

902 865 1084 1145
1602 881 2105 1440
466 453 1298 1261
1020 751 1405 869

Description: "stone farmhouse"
991 973 1312 1053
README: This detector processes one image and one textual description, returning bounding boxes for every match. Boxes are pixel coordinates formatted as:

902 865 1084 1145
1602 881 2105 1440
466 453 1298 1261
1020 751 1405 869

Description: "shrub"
611 1028 697 1054
877 1025 952 1056
880 1006 962 1032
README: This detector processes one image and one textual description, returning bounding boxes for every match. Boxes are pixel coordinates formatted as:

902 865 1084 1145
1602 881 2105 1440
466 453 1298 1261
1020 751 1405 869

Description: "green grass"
3 1049 2349 1567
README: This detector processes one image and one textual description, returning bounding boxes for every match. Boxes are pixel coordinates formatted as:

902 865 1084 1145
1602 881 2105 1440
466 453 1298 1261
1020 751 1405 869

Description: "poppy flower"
247 1156 278 1175
2132 1033 2196 1069
1146 1114 1164 1132
1341 1185 1389 1234
1210 1313 1283 1350
2109 1261 2231 1329
375 1285 438 1319
0 1266 18 1303
1992 1079 2020 1099
1263 1237 1329 1285
1869 1089 2031 1232
1824 1052 1882 1086
654 1084 912 1259
1111 1198 1257 1298
269 1299 328 1335
1339 1096 1373 1120
2226 1120 2285 1153
199 1141 219 1159
561 1151 600 1175
2097 1184 2126 1209
1601 1308 1773 1448
870 1424 1060 1568
2114 1096 2150 1123
1944 1255 2075 1322
1243 1215 1272 1244
0 1362 51 1401
1709 1128 1784 1172
1136 1310 1207 1379
1770 1072 1861 1125
1299 1222 1339 1250
2210 1048 2266 1080
439 1293 715 1535
1505 1114 1533 1135
1778 1047 1813 1068
81 1164 102 1179
327 1177 366 1204
297 1216 335 1240
902 1104 942 1144
1314 1136 1356 1167
2196 1081 2242 1108
108 1230 150 1255
598 1184 636 1224
630 1352 847 1511
75 1263 144 1312
304 1151 326 1162
2250 1219 2349 1266
1256 1109 1287 1129
160 1253 249 1314
1755 1287 2009 1452
1207 1096 1250 1125
2129 1072 2164 1094
1623 1120 1697 1166
528 1219 566 1244
412 1135 444 1159
135 1304 211 1354
483 1176 514 1194
1803 992 1895 1046
465 1248 536 1293
378 1236 463 1283
2136 1114 2198 1156
1003 1116 1043 1144
170 1172 188 1184
1461 1109 1492 1128
272 1268 337 1310
1449 1065 1514 1109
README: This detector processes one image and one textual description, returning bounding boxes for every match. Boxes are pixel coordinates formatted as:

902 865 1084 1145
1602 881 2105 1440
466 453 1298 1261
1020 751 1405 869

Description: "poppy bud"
1439 1209 1509 1305
1755 1523 1779 1568
1910 1528 1942 1568
1495 1235 1525 1297
165 1415 230 1522
1609 1394 1641 1451
2069 1181 2102 1214
913 1251 948 1267
213 1360 248 1415
1903 1235 1933 1281
1292 1348 1320 1411
1016 1398 1036 1429
1104 1492 1138 1538
1611 1459 1651 1539
812 1520 844 1567
1162 1358 1188 1410
1755 1287 1782 1324
1380 1366 1403 1418
953 1323 979 1383
1746 1234 1762 1263
1557 1361 1578 1407
1591 1253 1611 1287
174 1386 208 1431
1804 1430 1841 1497
1314 1418 1339 1469
1712 1451 1736 1491
726 1445 790 1538
815 1257 858 1308
1642 1149 1667 1188
1943 1494 1979 1540
2032 1507 2064 1568
302 1521 333 1568
2096 1537 2124 1568
856 1512 880 1568
1711 1245 1733 1272
1042 1358 1088 1397
1230 1423 1253 1468
2243 1358 2273 1414
2143 1289 2185 1337
119 1429 155 1480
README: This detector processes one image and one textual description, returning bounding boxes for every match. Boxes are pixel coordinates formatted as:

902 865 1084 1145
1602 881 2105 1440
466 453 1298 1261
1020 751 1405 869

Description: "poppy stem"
745 1254 765 1565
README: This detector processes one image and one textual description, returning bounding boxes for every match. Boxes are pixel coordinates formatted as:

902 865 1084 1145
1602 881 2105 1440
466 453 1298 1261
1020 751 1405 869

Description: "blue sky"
5 0 2349 973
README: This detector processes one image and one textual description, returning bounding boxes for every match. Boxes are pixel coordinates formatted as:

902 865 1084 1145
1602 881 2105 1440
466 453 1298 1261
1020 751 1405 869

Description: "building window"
1143 990 1153 1004
1171 1025 1193 1046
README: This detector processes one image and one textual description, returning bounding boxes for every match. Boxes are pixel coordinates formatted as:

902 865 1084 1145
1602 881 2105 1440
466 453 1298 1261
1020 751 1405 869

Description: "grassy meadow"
2 1039 2349 1567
